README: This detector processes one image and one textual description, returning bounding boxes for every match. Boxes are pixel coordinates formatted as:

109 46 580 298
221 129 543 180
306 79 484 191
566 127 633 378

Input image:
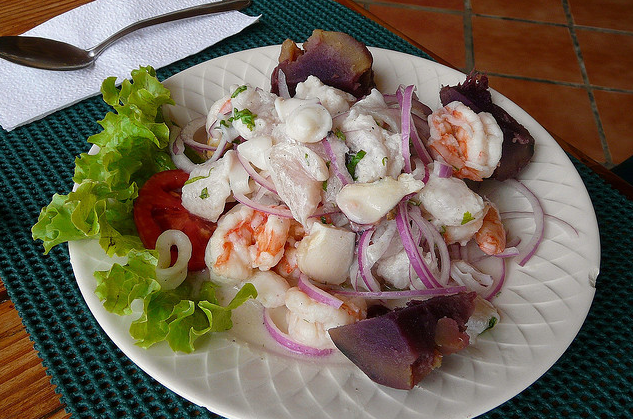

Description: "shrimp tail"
475 203 506 255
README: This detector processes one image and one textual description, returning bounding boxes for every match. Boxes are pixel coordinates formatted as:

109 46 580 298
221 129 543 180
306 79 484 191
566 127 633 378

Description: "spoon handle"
89 0 251 58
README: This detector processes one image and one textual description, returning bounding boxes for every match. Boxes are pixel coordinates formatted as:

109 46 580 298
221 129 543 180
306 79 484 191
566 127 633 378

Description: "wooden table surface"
1 1 632 419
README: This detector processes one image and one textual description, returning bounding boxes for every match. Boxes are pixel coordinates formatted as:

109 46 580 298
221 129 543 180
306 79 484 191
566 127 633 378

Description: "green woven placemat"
1 0 631 418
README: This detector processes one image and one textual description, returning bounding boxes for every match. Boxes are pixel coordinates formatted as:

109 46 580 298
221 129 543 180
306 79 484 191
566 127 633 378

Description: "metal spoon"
0 0 251 71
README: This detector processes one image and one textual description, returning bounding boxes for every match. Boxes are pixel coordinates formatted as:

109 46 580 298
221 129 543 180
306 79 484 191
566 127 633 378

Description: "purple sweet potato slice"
328 292 477 390
271 29 375 99
440 71 535 181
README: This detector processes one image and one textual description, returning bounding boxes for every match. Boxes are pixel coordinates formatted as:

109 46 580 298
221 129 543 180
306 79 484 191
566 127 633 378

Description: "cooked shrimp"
273 222 304 283
475 203 506 255
427 101 503 181
205 204 291 283
284 287 366 349
246 270 290 308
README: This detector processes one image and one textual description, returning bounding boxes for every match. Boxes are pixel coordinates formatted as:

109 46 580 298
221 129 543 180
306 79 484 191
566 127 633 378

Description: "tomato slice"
133 169 217 271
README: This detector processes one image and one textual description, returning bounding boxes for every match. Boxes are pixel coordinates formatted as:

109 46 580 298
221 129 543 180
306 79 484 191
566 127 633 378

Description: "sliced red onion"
397 85 415 172
208 125 231 163
322 133 353 185
407 206 451 286
178 116 217 153
484 257 506 301
395 201 442 288
410 116 432 165
232 192 294 218
505 179 545 266
233 192 334 220
493 246 520 258
234 149 278 194
382 93 398 104
263 308 333 356
501 211 578 238
433 160 454 178
356 228 381 292
450 259 494 297
411 96 433 119
332 285 467 300
169 131 198 173
298 274 344 309
277 69 291 99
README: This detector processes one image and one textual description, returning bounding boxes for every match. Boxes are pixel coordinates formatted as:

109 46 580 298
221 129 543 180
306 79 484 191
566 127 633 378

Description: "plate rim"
69 44 601 419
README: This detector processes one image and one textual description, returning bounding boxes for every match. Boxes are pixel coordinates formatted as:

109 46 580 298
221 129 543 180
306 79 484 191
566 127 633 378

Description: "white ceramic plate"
70 46 601 419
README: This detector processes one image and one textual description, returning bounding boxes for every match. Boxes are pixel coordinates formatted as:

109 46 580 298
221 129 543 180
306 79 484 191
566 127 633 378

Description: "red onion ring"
169 132 198 173
234 149 278 194
178 116 217 153
322 133 353 185
501 211 578 238
395 201 442 288
263 308 333 356
397 85 415 172
432 160 454 178
277 69 291 99
356 228 381 292
408 206 451 286
232 192 294 218
332 285 467 300
233 192 337 221
298 274 344 309
504 179 545 266
484 256 506 301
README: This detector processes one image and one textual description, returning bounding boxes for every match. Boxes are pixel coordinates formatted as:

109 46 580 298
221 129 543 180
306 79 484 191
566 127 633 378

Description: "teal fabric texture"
0 0 631 417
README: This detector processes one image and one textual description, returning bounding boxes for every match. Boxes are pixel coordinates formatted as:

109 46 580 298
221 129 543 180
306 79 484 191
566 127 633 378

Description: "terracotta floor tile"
472 0 567 24
472 17 583 83
593 90 633 165
486 76 604 163
568 0 633 32
576 29 633 90
372 0 464 10
368 5 466 68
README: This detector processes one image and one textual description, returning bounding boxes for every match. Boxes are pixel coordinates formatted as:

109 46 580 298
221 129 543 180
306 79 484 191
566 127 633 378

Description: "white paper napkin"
0 0 259 131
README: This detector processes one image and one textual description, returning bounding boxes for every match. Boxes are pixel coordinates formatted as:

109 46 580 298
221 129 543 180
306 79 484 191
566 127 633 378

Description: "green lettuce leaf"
130 281 257 353
32 66 256 353
94 248 161 315
32 65 175 255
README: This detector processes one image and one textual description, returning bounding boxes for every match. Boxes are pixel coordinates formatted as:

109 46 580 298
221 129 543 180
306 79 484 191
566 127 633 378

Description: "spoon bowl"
0 0 251 71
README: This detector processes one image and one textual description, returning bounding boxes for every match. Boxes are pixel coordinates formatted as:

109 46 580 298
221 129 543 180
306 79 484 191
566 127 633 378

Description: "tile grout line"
561 0 612 167
463 0 474 72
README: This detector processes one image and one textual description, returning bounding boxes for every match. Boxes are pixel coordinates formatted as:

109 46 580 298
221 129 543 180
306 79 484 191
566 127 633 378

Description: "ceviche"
32 31 553 390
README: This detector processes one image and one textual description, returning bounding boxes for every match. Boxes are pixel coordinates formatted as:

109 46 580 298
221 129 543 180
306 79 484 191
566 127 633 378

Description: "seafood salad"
32 32 546 390
162 68 537 383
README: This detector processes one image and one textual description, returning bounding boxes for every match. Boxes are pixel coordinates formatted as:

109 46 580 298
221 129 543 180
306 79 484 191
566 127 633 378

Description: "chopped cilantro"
232 108 257 131
184 169 214 185
461 211 475 225
185 175 207 185
346 150 366 180
320 216 328 224
199 187 209 199
220 108 257 131
334 128 346 142
322 180 328 191
485 316 498 331
382 156 388 166
231 85 248 98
